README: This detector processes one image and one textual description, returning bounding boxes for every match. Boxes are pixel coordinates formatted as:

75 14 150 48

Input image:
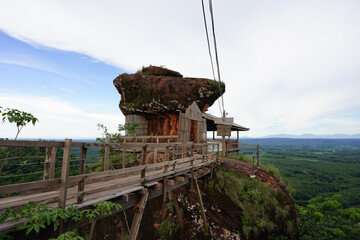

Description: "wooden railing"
121 135 178 143
0 139 219 211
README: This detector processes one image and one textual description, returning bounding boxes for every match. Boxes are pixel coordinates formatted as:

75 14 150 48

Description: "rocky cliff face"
113 66 225 116
82 158 299 240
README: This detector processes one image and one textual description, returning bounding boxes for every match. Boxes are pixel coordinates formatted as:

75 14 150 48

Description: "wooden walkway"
0 139 219 233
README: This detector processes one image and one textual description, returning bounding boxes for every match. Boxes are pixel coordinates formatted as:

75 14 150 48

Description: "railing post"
141 145 147 178
59 139 72 209
163 164 169 202
43 147 52 180
172 146 176 160
257 144 260 167
122 138 127 168
104 137 110 171
190 144 194 166
77 145 87 204
49 147 57 179
222 136 226 157
165 145 170 162
251 154 255 176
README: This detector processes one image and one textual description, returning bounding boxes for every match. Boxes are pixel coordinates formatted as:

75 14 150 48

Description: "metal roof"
202 113 250 131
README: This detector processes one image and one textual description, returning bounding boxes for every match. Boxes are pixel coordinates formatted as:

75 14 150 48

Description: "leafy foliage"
0 201 122 238
0 106 38 140
157 220 180 240
212 168 294 240
297 194 360 240
96 122 139 143
238 138 360 207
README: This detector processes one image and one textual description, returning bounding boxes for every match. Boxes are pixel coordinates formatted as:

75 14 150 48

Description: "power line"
208 0 225 114
201 0 222 115
200 0 225 116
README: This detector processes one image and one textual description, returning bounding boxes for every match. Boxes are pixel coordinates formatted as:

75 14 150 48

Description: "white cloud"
0 93 124 139
0 0 359 137
52 84 75 94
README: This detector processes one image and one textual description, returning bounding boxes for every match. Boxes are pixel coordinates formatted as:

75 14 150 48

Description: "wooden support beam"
170 190 184 229
163 164 168 202
166 179 175 186
89 220 97 240
175 176 185 182
154 183 162 190
77 146 87 204
192 176 209 234
128 189 149 240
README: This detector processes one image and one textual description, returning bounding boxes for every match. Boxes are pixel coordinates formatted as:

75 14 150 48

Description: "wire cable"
201 0 223 115
208 0 225 114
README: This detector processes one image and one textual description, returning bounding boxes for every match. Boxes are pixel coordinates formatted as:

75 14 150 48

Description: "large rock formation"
113 66 225 115
113 66 225 136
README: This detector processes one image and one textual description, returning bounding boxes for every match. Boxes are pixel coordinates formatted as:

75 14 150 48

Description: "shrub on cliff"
211 168 296 239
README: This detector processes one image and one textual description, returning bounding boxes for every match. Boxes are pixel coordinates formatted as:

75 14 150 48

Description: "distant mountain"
255 134 360 139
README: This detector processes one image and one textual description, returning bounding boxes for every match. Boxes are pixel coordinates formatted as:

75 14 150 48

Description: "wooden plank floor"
0 157 213 211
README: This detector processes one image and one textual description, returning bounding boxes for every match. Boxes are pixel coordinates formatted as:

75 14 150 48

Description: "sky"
0 0 359 139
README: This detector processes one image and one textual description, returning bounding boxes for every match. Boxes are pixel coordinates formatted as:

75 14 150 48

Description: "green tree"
1 106 39 140
297 194 360 240
0 106 39 172
96 122 139 143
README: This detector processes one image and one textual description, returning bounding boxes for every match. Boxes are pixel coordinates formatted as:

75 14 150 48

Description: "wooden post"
43 147 52 180
163 164 169 203
237 131 240 156
104 137 110 171
49 147 57 179
212 131 215 140
222 136 226 157
154 138 159 164
58 139 72 209
170 190 184 229
89 220 97 240
251 154 255 176
257 144 260 167
165 146 169 162
128 189 149 240
141 145 147 178
58 139 72 234
193 176 209 234
122 138 127 168
77 145 87 204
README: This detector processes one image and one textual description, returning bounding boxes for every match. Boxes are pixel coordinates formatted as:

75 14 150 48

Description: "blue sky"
0 0 359 139
0 31 124 112
0 31 126 138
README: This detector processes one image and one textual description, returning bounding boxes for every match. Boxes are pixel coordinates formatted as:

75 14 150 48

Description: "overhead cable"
201 0 223 115
208 0 225 114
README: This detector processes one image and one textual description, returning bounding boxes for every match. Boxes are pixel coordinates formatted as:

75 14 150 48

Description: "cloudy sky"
0 0 359 139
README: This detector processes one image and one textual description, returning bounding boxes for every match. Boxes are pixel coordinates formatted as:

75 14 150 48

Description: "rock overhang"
113 66 225 116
